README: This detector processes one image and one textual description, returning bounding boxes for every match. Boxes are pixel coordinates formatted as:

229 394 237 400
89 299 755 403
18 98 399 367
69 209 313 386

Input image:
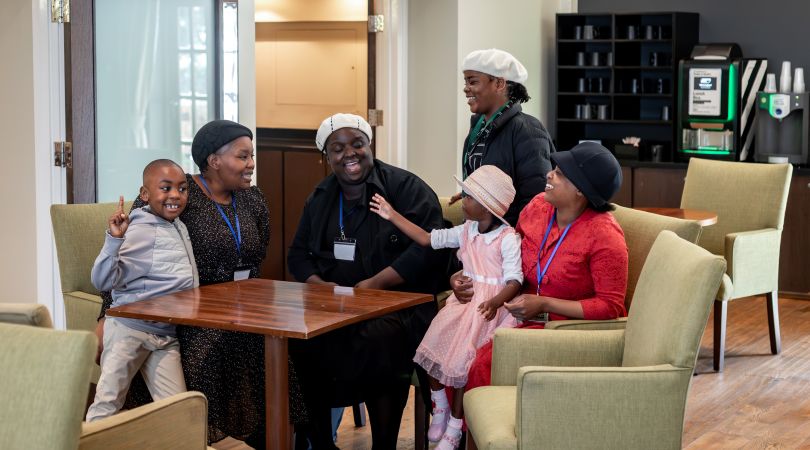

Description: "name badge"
334 237 357 261
233 266 251 281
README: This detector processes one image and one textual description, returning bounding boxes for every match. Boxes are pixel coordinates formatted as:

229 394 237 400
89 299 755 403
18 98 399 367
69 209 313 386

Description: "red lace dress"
465 193 628 390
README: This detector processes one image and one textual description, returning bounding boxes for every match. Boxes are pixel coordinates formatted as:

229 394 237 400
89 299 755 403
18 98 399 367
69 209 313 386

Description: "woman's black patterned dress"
100 174 306 443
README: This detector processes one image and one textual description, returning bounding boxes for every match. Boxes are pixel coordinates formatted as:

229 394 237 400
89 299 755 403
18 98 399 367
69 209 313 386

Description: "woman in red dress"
456 141 629 390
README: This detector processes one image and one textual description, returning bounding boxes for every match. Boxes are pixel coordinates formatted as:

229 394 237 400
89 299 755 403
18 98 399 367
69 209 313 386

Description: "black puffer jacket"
462 104 555 226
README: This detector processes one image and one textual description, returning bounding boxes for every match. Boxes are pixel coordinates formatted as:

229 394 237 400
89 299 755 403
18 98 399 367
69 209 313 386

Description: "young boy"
86 159 198 422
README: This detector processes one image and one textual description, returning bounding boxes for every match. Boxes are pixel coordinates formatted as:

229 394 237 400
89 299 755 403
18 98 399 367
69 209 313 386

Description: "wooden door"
63 0 96 203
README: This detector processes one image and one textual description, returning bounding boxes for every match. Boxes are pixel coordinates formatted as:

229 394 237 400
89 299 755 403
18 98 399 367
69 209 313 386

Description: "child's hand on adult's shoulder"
369 193 395 220
477 299 498 321
108 195 130 238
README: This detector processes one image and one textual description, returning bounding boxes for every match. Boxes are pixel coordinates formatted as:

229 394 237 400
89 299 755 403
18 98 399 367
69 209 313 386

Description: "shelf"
614 39 672 43
558 65 613 69
613 93 671 98
555 12 699 152
558 92 612 96
558 119 672 125
558 39 613 43
613 66 673 70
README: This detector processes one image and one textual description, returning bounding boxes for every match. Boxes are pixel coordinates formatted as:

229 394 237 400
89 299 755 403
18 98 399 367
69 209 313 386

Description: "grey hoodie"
91 206 199 336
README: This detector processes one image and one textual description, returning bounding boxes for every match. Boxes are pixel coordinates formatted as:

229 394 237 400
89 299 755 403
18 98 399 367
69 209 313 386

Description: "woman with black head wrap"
96 120 303 447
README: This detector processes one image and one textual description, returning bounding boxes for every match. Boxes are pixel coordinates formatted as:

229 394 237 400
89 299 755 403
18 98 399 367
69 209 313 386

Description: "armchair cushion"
463 387 517 450
438 196 464 227
491 328 625 386
516 364 690 450
611 205 702 306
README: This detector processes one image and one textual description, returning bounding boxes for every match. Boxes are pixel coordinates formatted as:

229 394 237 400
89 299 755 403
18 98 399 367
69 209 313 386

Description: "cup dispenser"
754 92 810 164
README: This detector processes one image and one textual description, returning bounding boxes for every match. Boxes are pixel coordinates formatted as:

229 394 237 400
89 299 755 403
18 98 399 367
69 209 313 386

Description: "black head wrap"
191 120 253 171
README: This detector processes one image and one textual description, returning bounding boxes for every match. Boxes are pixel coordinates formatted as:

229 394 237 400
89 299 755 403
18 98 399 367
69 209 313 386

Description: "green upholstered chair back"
622 231 726 369
611 204 703 307
50 202 130 295
0 303 53 328
680 159 792 255
439 196 465 227
0 323 96 450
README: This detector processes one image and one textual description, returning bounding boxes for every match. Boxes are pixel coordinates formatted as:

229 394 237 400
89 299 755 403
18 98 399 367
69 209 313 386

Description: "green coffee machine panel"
677 44 742 161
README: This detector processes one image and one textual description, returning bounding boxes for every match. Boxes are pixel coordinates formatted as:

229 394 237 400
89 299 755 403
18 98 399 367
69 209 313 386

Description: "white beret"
315 113 373 152
462 49 528 84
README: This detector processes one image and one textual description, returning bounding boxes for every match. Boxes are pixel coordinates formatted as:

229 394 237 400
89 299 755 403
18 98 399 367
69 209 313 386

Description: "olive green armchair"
464 231 726 450
0 305 212 450
50 202 130 381
680 159 792 371
545 203 703 331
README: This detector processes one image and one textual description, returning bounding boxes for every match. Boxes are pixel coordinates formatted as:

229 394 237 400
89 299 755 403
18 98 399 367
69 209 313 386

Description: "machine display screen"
688 68 723 116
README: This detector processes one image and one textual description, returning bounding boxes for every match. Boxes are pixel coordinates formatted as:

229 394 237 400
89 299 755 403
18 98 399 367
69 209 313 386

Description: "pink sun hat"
453 165 516 226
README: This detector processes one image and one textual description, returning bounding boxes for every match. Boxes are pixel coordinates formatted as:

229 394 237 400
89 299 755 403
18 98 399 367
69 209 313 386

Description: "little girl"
370 165 522 449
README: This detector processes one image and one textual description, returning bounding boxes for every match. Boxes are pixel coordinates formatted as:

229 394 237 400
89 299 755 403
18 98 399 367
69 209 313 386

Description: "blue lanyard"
338 194 360 239
536 210 573 295
199 175 242 257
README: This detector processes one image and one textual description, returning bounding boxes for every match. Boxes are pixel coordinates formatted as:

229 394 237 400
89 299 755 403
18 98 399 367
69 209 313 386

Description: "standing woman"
456 48 555 226
97 120 301 447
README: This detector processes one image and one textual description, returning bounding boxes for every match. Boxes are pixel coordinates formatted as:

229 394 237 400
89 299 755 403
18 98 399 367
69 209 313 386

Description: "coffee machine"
677 44 742 161
755 92 810 164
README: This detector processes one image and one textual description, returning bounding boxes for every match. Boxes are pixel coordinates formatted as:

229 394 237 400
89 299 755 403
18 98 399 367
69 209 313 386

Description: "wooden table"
107 278 434 449
635 207 718 226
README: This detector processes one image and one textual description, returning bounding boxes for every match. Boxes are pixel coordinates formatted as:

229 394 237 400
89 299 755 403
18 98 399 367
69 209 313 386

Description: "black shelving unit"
555 12 698 161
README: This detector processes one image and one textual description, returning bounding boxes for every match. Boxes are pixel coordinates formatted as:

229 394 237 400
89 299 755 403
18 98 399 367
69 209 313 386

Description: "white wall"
0 0 39 304
406 0 459 196
407 0 576 196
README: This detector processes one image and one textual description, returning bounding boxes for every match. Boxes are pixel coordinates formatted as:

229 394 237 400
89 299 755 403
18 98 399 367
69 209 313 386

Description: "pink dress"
413 221 520 388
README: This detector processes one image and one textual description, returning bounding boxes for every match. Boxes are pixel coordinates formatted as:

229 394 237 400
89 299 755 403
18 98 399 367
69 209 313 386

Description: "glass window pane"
223 53 238 122
95 0 218 199
178 53 192 96
194 99 209 132
177 7 190 50
180 99 193 142
192 6 207 50
180 143 194 173
222 2 238 52
193 53 208 97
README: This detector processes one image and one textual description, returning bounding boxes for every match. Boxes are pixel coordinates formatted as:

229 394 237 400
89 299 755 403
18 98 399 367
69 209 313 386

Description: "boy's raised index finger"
118 195 125 210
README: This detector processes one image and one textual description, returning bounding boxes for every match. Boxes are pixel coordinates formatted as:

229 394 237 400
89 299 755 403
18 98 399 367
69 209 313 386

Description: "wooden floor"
214 295 810 449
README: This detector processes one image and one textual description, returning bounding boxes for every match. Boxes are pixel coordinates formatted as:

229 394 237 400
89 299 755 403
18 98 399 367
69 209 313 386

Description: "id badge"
334 237 357 261
233 266 251 281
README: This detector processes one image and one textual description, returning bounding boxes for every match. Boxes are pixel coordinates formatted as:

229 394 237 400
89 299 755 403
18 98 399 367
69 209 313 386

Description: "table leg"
265 335 291 449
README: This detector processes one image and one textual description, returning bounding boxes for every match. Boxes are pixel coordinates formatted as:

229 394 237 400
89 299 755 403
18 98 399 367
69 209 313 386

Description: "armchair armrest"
516 364 692 449
724 228 781 298
544 318 627 331
491 328 625 386
79 391 208 450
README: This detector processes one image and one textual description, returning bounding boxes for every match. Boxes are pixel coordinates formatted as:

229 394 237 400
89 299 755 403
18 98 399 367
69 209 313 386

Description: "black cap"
191 120 253 171
550 142 622 207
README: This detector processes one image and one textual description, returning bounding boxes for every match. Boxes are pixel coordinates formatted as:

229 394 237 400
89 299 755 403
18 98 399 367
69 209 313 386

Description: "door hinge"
368 15 384 33
54 141 73 168
368 109 384 127
51 0 70 23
